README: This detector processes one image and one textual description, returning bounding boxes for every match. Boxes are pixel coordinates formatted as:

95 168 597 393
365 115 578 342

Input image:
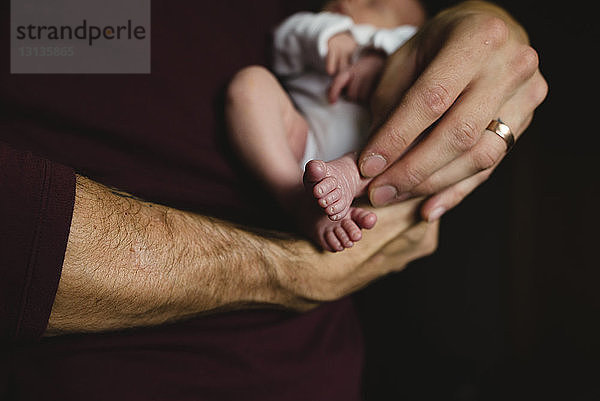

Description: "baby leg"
226 65 308 200
226 65 375 251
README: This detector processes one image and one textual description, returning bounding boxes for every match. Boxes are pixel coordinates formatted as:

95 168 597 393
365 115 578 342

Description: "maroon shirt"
0 2 364 399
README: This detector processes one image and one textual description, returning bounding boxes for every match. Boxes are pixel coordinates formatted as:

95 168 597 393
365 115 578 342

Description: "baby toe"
318 187 342 208
352 208 377 229
325 230 343 252
313 177 337 198
341 218 362 242
327 200 350 220
303 160 327 184
334 226 353 248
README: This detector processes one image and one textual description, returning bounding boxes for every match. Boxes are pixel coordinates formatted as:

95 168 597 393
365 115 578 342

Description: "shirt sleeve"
350 24 418 55
272 11 354 76
0 142 75 342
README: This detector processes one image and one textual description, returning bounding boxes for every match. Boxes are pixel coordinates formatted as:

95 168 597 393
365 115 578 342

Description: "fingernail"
370 185 397 206
395 192 413 202
360 154 387 177
428 206 446 222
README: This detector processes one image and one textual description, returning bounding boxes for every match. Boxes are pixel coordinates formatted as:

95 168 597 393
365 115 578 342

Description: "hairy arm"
47 175 437 335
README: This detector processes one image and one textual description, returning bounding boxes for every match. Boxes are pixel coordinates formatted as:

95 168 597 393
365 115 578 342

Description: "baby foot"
324 207 377 252
304 206 377 252
284 185 376 252
303 154 371 222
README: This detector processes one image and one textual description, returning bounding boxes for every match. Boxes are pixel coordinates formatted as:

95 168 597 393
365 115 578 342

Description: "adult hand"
49 176 437 334
284 199 438 308
359 1 548 221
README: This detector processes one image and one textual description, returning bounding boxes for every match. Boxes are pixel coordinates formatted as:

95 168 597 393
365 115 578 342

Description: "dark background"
357 1 600 400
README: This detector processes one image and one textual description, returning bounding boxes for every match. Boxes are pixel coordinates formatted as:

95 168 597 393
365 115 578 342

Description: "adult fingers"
419 170 492 222
382 220 439 271
364 27 545 205
369 41 418 130
358 17 502 179
417 73 546 221
371 68 546 207
367 74 505 205
416 111 537 222
367 66 519 205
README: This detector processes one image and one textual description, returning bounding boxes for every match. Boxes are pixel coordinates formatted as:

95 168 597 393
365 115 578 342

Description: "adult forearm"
47 175 436 335
47 176 294 335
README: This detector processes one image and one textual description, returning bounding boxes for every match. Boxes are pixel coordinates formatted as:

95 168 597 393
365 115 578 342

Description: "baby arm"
272 11 355 76
328 49 387 104
325 31 358 76
328 25 418 104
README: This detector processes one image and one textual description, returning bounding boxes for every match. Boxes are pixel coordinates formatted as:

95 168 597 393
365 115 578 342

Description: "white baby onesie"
272 12 417 168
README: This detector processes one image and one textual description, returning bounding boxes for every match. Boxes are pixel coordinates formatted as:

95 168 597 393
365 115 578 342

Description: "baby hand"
326 32 358 75
328 50 386 104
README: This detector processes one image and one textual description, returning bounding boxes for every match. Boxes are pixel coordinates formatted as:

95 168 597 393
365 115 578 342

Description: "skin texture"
226 0 425 251
328 51 387 105
306 53 389 226
229 1 547 249
304 155 371 222
361 1 548 220
325 0 426 28
225 66 377 252
326 32 358 76
47 0 547 334
47 175 437 335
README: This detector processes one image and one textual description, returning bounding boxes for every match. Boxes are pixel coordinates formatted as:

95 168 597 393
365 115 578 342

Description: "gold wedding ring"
486 119 514 153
